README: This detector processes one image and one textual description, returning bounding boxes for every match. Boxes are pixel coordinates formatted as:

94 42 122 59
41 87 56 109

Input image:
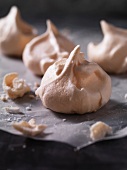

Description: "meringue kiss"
36 45 111 114
0 6 37 57
23 20 75 75
87 20 127 74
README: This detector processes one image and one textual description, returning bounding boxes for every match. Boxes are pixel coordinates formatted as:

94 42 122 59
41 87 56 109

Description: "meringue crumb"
90 121 112 141
3 72 30 99
124 93 127 100
26 106 32 111
5 106 20 114
29 94 35 99
0 94 9 101
12 118 46 136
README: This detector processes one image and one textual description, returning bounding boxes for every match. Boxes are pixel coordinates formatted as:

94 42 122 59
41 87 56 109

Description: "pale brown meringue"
23 20 75 75
13 118 46 136
0 6 37 56
87 20 127 74
36 45 111 114
3 72 30 99
90 121 112 141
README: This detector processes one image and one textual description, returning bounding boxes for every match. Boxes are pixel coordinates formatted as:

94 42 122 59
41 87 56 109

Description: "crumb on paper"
29 94 35 99
3 72 30 99
124 93 127 100
90 121 112 141
26 106 32 111
12 118 46 136
0 94 9 101
5 106 20 114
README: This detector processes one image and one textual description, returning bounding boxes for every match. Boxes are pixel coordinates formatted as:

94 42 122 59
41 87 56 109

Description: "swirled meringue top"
0 6 37 57
23 20 75 75
87 20 127 74
36 45 111 114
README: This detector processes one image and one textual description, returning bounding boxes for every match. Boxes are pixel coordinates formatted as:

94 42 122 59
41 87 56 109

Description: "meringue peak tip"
100 20 106 25
46 19 52 25
72 45 83 58
10 6 19 14
100 20 111 28
73 45 81 53
47 19 58 34
67 45 84 66
100 20 115 34
9 6 20 18
10 6 18 10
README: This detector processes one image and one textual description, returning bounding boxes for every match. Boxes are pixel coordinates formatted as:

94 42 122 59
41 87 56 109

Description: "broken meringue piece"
36 45 111 114
23 20 75 75
5 106 20 114
3 72 30 99
12 118 46 136
87 20 127 74
90 121 112 141
0 6 37 56
0 94 9 101
125 93 127 100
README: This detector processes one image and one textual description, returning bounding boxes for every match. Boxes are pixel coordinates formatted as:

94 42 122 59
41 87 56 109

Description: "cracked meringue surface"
0 6 37 57
23 20 75 75
87 20 127 74
36 45 111 114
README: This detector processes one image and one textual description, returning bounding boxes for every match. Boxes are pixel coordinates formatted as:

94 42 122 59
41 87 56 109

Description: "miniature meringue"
0 6 37 56
3 72 30 99
36 45 111 114
87 20 127 74
23 20 75 75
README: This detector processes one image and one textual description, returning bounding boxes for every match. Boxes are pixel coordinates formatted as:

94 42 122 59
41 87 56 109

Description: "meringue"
5 106 20 114
0 6 37 56
13 118 46 136
36 45 111 114
3 72 30 99
90 121 112 141
0 94 8 101
87 20 127 74
23 20 75 75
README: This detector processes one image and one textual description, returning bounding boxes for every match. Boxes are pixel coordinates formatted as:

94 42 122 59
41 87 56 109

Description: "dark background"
0 0 127 18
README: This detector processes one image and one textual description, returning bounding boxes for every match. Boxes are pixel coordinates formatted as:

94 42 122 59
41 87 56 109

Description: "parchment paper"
0 54 127 150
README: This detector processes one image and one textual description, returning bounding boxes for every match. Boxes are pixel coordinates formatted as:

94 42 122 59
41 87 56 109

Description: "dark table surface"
1 130 127 170
1 16 127 170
